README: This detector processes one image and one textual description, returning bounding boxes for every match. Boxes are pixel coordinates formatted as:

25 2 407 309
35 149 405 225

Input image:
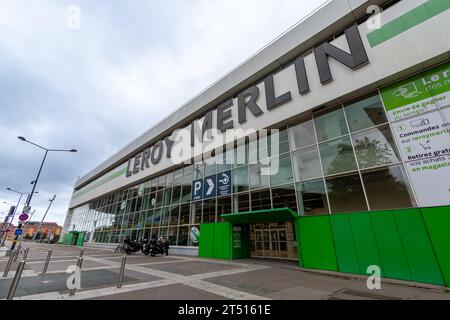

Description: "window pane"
270 153 293 187
233 166 249 193
179 203 191 225
289 118 316 150
362 165 413 210
169 205 180 226
319 136 358 176
181 183 192 204
269 129 290 155
251 189 272 211
217 197 232 219
296 179 329 216
249 164 270 189
233 193 250 212
352 125 401 169
171 186 181 205
292 146 322 182
272 185 298 212
191 202 202 225
315 108 349 142
177 226 188 246
168 227 178 246
326 173 368 213
345 94 388 132
203 199 216 223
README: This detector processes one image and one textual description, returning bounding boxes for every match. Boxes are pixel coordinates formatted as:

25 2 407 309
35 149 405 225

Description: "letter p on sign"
194 181 202 194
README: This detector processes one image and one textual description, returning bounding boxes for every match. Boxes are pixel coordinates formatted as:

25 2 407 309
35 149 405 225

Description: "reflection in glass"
249 164 270 189
292 146 322 182
233 166 249 193
319 136 358 176
362 165 413 210
344 94 388 132
289 118 316 150
296 179 329 216
326 173 367 213
315 108 349 142
270 153 293 187
352 125 400 169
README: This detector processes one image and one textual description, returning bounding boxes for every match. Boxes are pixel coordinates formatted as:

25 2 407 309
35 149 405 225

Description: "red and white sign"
19 213 29 222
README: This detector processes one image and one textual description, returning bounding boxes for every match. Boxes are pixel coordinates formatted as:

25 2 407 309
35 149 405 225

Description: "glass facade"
70 92 417 245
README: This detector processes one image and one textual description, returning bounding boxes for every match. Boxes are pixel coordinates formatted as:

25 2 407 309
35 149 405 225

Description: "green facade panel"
330 214 360 275
394 209 444 286
370 211 412 281
421 206 450 287
298 216 337 272
213 222 232 259
348 213 383 276
199 223 215 258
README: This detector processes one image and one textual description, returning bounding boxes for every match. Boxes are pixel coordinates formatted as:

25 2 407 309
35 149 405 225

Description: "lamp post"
32 195 56 242
17 136 77 209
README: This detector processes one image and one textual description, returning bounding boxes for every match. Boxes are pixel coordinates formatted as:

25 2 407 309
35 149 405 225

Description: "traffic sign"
217 171 232 197
203 175 217 199
22 206 31 214
14 229 23 236
191 171 232 201
19 213 29 222
192 179 204 201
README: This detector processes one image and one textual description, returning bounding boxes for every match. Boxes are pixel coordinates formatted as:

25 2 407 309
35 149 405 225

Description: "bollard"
42 249 53 276
6 260 26 300
69 256 83 296
13 249 20 262
3 253 15 278
23 248 30 261
117 255 127 289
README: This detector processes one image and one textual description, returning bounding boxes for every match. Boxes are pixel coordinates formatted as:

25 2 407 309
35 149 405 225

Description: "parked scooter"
143 237 169 256
123 237 144 254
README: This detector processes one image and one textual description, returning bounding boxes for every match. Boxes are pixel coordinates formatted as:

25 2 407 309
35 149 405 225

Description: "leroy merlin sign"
381 62 450 121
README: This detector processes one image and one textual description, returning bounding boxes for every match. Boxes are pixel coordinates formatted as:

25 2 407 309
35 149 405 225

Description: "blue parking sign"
192 179 203 201
217 171 232 197
203 175 217 199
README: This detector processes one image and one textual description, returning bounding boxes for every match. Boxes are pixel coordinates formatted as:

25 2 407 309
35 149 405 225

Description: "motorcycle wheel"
151 252 156 257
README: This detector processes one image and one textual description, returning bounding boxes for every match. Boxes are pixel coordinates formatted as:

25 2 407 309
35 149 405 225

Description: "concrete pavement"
0 242 449 300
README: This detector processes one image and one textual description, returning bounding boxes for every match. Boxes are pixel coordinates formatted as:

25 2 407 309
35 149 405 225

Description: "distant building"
0 222 15 241
23 221 62 241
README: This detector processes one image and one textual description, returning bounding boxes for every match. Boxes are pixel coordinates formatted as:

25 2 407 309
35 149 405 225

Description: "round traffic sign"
19 213 29 222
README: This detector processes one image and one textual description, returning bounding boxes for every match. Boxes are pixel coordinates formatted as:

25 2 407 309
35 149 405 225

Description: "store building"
63 0 450 287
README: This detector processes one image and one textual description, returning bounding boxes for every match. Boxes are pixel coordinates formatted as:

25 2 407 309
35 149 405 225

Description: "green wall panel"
213 222 232 259
330 214 360 275
298 216 337 272
394 209 444 286
370 211 412 281
199 223 215 258
348 213 383 276
421 206 450 287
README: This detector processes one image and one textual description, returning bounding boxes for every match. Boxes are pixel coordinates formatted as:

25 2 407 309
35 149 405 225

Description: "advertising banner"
381 62 450 207
381 62 450 122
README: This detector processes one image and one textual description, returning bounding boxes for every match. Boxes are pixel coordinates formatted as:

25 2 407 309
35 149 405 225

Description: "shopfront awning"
221 208 298 224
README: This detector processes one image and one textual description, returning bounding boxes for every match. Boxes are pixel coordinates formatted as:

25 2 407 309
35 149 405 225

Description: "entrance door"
250 222 297 260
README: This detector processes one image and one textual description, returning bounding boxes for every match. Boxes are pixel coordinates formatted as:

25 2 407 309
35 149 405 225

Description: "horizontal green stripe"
367 0 450 48
73 167 127 199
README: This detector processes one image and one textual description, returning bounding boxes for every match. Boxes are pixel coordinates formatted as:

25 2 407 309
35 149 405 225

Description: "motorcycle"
143 238 169 257
123 238 144 254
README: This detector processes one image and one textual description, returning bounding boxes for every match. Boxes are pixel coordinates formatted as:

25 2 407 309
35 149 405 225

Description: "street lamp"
17 136 77 209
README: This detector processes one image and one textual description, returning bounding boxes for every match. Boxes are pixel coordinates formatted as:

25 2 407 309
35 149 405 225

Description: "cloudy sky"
0 0 327 227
